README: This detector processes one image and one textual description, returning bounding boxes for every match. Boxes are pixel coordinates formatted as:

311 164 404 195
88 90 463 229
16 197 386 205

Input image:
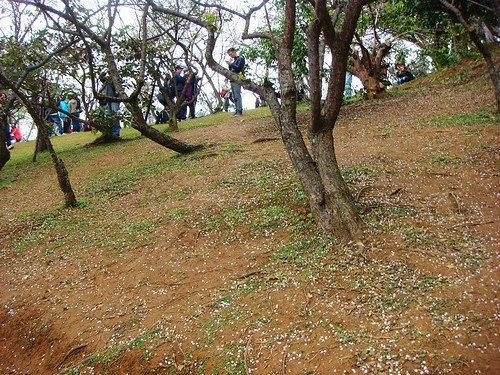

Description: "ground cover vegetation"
0 56 499 373
0 0 498 373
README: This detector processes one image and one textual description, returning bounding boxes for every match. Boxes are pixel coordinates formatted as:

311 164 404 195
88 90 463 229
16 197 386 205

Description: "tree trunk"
313 131 363 239
126 101 201 153
470 35 500 112
169 115 179 132
0 126 10 170
37 119 77 207
35 130 48 152
365 75 385 100
264 0 364 242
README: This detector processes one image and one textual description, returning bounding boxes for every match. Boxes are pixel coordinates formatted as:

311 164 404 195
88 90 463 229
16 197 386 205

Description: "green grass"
273 236 334 271
430 109 498 128
420 153 466 165
342 165 376 184
81 327 163 369
124 220 158 234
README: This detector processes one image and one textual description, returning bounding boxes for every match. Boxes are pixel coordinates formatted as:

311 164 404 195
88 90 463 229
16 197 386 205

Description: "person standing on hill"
173 65 187 121
58 97 71 133
184 69 201 119
99 70 121 137
226 47 245 116
68 94 82 132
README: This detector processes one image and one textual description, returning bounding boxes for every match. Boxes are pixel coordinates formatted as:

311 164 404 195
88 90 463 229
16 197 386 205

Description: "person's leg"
177 104 187 120
109 103 121 136
230 82 242 114
189 100 196 118
72 114 81 132
54 116 63 135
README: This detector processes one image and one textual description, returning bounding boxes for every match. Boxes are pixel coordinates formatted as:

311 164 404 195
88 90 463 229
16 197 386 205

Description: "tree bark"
37 116 78 207
349 40 391 99
469 34 500 112
438 0 500 112
126 101 202 153
0 125 10 170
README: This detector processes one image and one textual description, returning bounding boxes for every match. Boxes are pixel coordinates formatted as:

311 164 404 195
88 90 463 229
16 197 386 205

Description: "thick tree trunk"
0 132 10 170
313 131 363 239
126 101 201 153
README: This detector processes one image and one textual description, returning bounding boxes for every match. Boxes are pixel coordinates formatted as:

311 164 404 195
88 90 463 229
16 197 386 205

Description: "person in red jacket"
11 125 22 142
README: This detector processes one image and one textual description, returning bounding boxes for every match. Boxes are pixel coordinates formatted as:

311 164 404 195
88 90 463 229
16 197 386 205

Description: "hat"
175 65 183 70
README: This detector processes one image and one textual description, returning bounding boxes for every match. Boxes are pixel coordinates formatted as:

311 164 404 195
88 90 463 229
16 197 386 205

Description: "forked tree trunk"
268 97 362 241
350 40 391 100
356 72 386 99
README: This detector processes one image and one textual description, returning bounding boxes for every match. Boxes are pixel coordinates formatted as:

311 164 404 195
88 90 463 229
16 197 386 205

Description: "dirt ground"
0 61 499 374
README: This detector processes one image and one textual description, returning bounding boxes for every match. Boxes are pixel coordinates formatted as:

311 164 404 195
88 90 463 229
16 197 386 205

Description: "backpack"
155 109 170 124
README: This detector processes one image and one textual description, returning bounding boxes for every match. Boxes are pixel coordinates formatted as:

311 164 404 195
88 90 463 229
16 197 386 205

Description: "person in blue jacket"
226 48 245 116
58 97 71 133
173 65 187 121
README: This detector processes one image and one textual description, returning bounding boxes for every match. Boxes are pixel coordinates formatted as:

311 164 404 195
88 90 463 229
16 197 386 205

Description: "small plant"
342 165 375 184
89 106 123 139
401 225 434 245
124 220 157 234
421 153 464 165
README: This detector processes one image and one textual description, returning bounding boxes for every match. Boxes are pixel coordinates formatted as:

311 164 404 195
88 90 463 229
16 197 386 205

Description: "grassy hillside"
0 59 498 374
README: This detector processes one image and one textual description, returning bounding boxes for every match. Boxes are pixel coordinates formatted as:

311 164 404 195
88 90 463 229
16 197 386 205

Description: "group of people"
46 94 87 136
156 47 245 123
156 66 200 123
